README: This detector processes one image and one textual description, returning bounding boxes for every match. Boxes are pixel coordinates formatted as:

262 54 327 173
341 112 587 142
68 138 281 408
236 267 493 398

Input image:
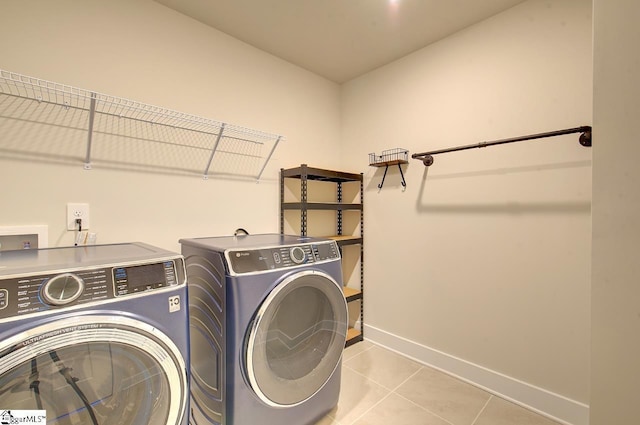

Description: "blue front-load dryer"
0 242 190 425
180 234 347 425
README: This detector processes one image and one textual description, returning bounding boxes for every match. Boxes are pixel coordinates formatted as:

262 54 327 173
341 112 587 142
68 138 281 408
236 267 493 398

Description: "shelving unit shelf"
343 286 362 303
326 235 363 246
281 202 362 210
280 164 364 347
0 69 282 179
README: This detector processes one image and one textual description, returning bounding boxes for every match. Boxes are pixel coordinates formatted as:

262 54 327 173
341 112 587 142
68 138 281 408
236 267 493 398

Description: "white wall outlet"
67 203 90 230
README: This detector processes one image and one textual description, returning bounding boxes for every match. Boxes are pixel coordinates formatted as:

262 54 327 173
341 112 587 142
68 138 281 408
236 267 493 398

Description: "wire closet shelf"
0 69 283 180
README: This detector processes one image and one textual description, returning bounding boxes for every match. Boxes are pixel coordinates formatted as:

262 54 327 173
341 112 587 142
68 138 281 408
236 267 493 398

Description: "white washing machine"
0 242 190 425
180 234 347 425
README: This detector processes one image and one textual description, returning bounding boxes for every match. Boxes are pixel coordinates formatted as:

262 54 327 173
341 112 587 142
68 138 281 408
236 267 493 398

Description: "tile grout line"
470 395 493 425
338 345 392 424
342 344 493 425
330 415 343 425
342 348 408 391
343 360 422 392
342 342 375 361
345 392 393 425
391 365 424 392
392 391 457 425
387 366 460 425
342 365 425 425
344 343 567 425
342 363 385 386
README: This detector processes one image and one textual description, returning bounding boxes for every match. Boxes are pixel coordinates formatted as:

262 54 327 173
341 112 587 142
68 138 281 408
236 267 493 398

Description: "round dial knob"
289 246 306 264
41 273 85 306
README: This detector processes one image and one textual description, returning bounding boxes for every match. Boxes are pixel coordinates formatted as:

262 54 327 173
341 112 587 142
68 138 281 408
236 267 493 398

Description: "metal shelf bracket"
377 163 407 189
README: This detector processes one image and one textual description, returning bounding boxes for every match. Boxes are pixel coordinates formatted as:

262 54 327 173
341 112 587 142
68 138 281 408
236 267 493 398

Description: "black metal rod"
412 126 592 166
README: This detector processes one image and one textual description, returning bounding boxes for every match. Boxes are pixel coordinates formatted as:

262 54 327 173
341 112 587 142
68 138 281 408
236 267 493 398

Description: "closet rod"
412 126 592 166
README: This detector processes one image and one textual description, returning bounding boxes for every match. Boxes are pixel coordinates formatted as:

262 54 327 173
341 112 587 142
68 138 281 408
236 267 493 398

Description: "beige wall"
591 0 640 424
0 0 341 252
341 0 592 422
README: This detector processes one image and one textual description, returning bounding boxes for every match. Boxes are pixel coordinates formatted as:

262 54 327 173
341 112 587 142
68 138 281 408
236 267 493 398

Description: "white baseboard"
363 324 589 425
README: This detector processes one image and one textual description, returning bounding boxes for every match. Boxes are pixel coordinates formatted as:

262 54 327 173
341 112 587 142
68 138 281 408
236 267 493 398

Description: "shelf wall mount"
411 126 592 167
368 148 409 189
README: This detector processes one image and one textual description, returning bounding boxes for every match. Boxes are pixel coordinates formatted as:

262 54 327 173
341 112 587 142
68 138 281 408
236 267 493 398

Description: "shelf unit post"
300 167 308 236
337 182 343 237
279 169 285 234
359 173 364 342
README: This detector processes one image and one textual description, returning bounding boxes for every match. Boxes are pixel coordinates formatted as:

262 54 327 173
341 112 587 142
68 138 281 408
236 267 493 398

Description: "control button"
0 289 8 309
41 273 85 306
289 246 306 264
273 252 281 264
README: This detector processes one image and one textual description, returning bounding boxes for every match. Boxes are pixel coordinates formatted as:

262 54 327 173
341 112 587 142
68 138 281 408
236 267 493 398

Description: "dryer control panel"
0 259 184 320
226 241 340 275
113 261 179 296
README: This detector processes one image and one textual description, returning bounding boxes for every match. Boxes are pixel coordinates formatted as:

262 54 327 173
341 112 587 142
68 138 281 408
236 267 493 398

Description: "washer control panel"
0 259 183 320
227 241 340 275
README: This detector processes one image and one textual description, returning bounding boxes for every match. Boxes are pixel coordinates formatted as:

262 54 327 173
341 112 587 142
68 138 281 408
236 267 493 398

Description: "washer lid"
0 242 180 277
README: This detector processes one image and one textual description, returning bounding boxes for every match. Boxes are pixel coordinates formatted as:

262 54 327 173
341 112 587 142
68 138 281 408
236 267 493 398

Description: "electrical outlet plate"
67 203 90 230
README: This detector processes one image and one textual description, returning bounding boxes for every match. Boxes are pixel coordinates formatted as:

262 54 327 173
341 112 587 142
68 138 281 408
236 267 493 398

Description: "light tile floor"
316 341 562 425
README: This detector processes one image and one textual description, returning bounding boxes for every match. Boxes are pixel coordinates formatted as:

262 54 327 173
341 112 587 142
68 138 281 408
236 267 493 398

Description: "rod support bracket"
579 129 592 147
422 155 434 167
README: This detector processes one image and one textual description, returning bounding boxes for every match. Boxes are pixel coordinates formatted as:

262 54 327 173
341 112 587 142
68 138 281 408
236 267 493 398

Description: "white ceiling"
153 0 527 83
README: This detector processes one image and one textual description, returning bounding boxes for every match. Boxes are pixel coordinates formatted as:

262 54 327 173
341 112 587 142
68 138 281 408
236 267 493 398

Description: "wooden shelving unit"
280 164 364 347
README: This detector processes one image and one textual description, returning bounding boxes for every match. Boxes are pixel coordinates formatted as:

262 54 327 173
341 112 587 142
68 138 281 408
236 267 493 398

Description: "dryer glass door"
0 316 187 425
246 270 348 407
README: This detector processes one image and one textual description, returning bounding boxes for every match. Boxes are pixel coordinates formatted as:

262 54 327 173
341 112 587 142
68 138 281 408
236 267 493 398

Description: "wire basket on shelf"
368 148 409 167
